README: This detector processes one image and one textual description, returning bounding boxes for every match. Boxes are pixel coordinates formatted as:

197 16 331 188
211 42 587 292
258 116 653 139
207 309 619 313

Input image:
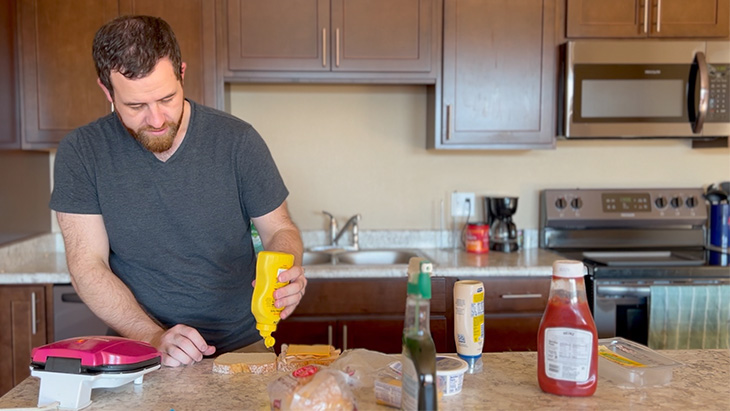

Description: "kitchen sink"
336 250 420 265
301 249 425 266
301 251 334 265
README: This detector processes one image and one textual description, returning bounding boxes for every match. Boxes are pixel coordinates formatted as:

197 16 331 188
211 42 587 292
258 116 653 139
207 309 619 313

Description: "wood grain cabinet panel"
13 0 217 150
461 276 551 352
436 0 556 149
225 0 437 79
0 285 50 397
17 0 118 149
273 277 454 354
0 0 19 149
566 0 730 38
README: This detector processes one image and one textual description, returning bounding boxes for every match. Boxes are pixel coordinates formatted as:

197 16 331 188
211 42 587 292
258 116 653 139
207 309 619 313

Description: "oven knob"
685 196 698 208
654 196 667 209
570 197 583 210
670 196 682 208
555 197 567 210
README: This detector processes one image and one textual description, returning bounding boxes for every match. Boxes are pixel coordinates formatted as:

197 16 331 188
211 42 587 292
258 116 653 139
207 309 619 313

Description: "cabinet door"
439 0 556 149
18 0 118 149
652 0 729 38
118 0 218 107
0 286 47 397
484 314 542 352
227 0 330 71
566 0 646 38
0 0 19 149
330 0 433 72
226 0 436 75
566 0 730 38
273 317 337 354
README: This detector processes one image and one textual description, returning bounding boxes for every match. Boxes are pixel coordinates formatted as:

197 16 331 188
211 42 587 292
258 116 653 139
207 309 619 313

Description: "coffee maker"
484 197 519 252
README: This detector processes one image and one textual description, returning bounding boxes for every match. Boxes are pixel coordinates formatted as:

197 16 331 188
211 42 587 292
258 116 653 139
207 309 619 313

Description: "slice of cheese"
286 344 332 357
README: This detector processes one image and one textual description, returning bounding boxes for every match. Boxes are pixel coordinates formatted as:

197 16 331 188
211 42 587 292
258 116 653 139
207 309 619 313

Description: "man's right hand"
151 324 216 367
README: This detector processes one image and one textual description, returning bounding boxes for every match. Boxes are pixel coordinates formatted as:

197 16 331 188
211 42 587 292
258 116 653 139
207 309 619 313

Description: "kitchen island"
1 350 727 410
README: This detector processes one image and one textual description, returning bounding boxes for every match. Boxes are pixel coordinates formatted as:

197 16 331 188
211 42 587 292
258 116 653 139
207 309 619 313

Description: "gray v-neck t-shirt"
50 100 289 353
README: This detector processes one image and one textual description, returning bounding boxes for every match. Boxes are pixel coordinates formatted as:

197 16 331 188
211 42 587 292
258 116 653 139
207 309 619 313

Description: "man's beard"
123 105 184 153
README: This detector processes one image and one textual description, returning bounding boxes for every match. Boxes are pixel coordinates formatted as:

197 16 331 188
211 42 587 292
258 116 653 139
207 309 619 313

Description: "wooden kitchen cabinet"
273 277 454 354
222 0 440 82
433 0 556 149
0 0 19 149
460 276 551 352
13 0 217 150
0 285 52 397
566 0 730 38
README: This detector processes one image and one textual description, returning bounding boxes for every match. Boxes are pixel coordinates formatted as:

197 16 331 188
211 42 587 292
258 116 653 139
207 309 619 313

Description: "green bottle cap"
407 260 432 299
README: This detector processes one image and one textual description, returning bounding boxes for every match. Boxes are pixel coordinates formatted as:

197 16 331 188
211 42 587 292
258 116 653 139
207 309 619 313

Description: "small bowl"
436 356 468 396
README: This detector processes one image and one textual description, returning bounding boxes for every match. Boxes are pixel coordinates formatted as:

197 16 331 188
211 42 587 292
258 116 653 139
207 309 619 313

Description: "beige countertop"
1 350 727 410
0 233 562 284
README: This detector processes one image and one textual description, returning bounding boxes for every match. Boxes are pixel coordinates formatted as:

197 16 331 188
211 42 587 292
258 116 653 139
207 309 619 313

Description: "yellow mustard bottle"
251 251 294 348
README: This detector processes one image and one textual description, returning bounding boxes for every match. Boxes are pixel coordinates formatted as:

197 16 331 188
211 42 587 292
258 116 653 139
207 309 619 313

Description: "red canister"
465 223 489 254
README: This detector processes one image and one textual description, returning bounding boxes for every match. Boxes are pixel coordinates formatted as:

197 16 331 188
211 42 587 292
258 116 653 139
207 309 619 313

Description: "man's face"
106 58 185 153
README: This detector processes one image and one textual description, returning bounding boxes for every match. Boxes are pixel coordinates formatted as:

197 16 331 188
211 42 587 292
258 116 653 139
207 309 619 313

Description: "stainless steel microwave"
561 41 730 139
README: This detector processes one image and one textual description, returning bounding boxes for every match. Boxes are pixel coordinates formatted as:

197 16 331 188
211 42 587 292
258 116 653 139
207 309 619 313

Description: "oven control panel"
541 188 707 227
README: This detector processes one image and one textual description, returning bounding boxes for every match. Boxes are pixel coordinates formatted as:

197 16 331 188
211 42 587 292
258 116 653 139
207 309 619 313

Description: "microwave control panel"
541 188 707 227
708 63 729 122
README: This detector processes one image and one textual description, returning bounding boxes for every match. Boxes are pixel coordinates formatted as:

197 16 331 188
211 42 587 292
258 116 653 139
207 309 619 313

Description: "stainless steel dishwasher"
53 284 110 341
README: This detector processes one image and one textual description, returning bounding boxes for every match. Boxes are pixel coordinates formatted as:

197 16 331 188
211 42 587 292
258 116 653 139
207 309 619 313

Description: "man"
49 15 306 367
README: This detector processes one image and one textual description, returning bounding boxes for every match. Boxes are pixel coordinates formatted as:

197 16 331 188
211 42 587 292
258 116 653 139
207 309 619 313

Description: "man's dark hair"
92 15 182 98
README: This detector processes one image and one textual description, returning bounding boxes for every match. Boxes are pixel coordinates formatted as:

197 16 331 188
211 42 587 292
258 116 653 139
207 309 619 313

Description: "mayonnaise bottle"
453 280 485 373
251 251 294 348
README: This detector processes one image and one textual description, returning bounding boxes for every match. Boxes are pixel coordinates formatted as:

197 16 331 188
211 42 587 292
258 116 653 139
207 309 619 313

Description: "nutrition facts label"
543 327 593 382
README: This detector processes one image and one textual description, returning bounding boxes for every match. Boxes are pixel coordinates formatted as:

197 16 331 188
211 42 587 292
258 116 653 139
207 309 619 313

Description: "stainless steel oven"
540 188 730 347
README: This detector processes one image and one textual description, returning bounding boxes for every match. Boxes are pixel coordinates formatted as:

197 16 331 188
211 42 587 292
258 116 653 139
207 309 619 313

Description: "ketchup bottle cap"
552 260 585 278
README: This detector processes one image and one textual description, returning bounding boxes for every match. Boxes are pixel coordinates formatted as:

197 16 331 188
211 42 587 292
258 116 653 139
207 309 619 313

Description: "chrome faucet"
318 211 361 251
333 214 361 250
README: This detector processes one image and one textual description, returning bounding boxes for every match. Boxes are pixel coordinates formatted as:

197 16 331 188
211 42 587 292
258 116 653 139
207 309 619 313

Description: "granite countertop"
1 350 727 410
0 232 563 284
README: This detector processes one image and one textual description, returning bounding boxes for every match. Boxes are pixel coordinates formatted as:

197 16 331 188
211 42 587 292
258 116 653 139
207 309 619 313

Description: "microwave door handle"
691 52 709 134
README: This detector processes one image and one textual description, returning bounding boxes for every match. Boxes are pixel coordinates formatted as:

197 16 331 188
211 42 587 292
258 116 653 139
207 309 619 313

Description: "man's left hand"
274 265 307 320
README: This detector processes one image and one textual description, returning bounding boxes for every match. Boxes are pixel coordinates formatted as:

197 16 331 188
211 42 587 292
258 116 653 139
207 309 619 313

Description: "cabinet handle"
31 292 37 335
656 0 662 33
335 28 341 68
322 28 327 67
328 324 333 347
500 293 543 299
342 324 347 351
642 0 649 34
446 104 453 141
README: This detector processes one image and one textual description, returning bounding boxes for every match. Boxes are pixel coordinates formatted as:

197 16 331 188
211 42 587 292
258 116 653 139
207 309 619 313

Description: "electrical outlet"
451 192 475 217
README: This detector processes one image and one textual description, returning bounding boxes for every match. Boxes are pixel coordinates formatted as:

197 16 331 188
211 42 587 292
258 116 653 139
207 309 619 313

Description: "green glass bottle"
401 259 438 411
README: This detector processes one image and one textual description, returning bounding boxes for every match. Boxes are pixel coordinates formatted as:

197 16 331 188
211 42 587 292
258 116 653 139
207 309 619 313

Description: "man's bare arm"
56 211 214 365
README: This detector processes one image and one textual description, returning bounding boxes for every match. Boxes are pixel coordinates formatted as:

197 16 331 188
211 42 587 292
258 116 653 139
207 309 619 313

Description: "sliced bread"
212 352 277 374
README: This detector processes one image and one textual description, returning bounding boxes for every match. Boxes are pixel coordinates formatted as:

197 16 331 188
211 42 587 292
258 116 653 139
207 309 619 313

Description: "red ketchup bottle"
537 260 598 397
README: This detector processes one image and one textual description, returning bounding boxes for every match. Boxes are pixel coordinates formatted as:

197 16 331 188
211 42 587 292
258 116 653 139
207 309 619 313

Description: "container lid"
436 356 469 376
552 260 585 278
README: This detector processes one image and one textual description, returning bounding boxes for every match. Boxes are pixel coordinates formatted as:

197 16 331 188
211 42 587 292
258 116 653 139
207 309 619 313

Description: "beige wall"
228 83 730 232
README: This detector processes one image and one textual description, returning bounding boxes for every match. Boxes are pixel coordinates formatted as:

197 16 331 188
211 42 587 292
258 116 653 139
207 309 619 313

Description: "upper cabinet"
118 1 218 110
0 0 18 149
13 0 217 150
566 0 730 38
17 0 117 149
222 0 441 82
433 0 556 149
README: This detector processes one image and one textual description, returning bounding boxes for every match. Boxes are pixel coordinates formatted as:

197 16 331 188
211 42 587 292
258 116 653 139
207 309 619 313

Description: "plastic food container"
436 356 468 396
598 337 683 388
